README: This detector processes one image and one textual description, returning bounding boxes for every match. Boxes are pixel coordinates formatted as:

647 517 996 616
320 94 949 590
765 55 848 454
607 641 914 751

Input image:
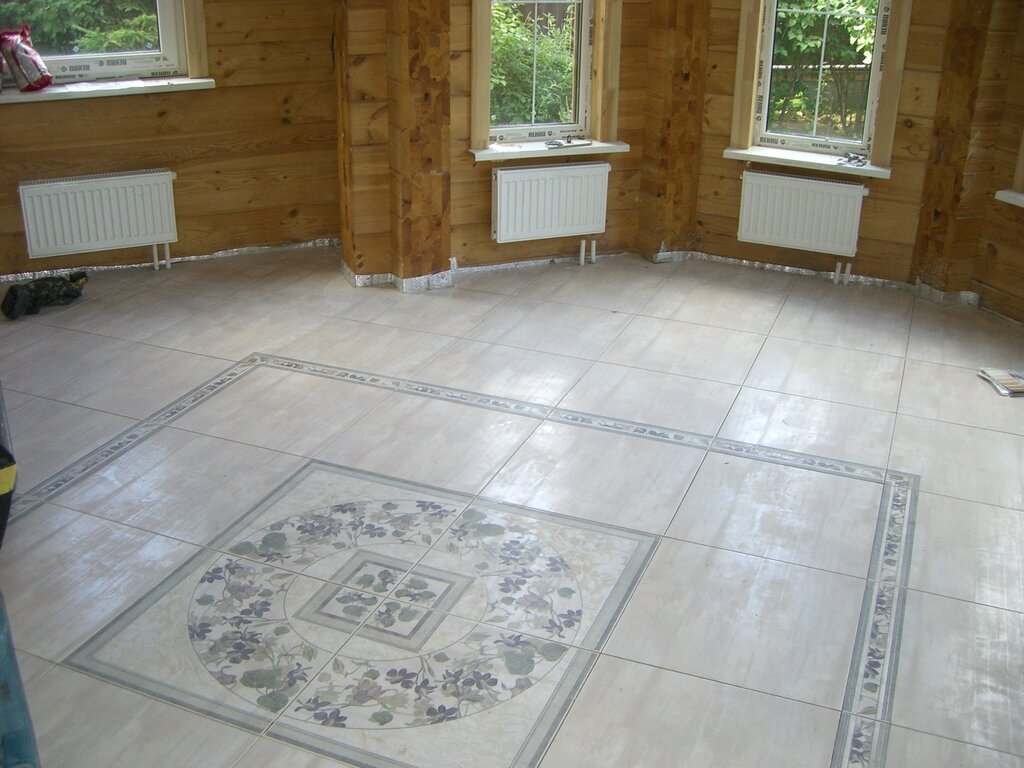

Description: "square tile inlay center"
294 550 475 652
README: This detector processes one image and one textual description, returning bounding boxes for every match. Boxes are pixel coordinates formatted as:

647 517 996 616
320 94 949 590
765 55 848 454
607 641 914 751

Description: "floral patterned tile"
271 632 594 768
67 464 652 767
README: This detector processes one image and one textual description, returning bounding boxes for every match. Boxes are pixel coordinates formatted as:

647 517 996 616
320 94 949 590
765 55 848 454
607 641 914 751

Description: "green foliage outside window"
490 3 578 128
767 0 878 142
0 0 159 56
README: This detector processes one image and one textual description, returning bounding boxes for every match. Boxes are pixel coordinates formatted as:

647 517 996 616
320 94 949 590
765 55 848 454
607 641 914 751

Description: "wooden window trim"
470 0 621 150
183 0 209 78
728 0 910 170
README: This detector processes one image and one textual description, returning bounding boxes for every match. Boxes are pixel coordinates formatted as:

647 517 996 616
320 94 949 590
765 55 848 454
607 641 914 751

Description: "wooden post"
387 0 452 281
637 0 711 256
335 0 358 275
912 0 995 291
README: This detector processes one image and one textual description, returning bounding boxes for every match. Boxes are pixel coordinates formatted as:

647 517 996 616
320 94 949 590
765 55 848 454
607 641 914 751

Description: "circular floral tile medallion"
188 499 582 729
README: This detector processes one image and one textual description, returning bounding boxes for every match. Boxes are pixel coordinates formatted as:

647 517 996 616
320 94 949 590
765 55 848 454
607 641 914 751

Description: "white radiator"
738 170 867 258
492 162 610 243
19 169 178 267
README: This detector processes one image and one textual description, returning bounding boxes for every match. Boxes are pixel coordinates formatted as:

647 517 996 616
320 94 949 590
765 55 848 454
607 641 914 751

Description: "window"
0 0 186 85
488 1 593 143
754 0 888 156
728 0 908 175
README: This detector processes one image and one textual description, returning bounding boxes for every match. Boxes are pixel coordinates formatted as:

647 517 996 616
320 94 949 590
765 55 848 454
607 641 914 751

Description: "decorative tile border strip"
12 352 918 767
10 358 262 519
711 438 889 484
549 409 713 450
832 473 918 768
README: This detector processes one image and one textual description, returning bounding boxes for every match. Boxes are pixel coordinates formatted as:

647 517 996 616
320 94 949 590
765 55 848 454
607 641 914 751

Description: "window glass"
490 0 590 142
757 0 884 154
0 0 185 84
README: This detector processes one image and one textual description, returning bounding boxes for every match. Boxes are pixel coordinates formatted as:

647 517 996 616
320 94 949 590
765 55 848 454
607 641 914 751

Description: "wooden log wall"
693 0 960 282
637 0 710 255
387 0 452 279
337 1 391 276
0 0 340 276
447 0 645 268
973 4 1024 322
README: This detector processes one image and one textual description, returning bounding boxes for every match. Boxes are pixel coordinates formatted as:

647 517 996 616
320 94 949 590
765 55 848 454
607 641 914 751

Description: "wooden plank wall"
447 0 646 268
0 0 340 276
973 5 1024 322
387 0 452 279
339 1 392 275
694 0 956 282
637 0 710 255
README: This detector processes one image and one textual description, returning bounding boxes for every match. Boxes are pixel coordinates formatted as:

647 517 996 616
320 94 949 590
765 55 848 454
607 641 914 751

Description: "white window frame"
753 0 889 157
487 0 594 144
14 0 187 86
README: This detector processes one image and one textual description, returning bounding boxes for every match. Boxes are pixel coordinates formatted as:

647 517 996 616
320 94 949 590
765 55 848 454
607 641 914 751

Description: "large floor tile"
516 258 670 313
772 293 912 356
173 366 391 456
885 726 1024 768
13 650 53 687
26 665 256 768
466 297 632 359
900 358 1024 435
451 262 554 295
263 318 454 378
5 395 136 492
670 258 796 293
787 276 916 312
143 251 295 298
720 388 896 467
892 590 1024 756
605 538 863 708
0 324 105 396
540 656 838 768
50 427 306 545
908 301 1024 370
909 493 1024 613
3 329 227 418
240 271 382 319
0 505 197 660
746 336 905 411
484 422 704 533
557 362 738 436
668 453 881 577
316 394 540 493
600 315 764 385
234 739 350 767
369 288 508 337
413 339 592 405
43 283 224 344
890 415 1024 509
641 279 787 334
143 297 331 360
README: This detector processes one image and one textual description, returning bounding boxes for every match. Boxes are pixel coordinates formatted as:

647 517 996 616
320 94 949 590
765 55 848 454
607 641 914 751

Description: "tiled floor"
2 248 1023 768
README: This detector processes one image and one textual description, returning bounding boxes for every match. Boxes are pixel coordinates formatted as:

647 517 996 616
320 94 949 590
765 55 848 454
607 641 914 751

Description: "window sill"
0 76 215 104
723 146 892 180
995 189 1024 209
470 140 630 162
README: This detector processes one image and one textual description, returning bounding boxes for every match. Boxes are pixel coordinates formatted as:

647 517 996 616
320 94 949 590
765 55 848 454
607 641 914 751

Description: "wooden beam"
912 0 995 290
470 0 490 149
592 0 623 142
182 0 209 78
335 0 357 273
637 0 711 255
387 0 452 280
728 0 763 150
